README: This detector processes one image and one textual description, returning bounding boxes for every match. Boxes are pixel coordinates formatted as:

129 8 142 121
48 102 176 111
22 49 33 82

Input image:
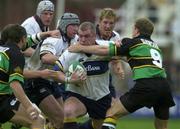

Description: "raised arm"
68 43 109 56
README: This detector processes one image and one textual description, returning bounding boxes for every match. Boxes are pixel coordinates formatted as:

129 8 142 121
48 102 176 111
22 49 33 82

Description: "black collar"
34 15 49 32
134 35 153 42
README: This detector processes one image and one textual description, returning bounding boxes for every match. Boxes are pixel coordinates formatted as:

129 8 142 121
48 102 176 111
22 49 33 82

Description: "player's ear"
20 36 27 49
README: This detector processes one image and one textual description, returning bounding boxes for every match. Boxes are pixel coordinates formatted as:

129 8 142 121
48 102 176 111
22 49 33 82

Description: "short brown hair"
99 8 116 21
79 21 96 34
135 18 154 36
1 24 27 44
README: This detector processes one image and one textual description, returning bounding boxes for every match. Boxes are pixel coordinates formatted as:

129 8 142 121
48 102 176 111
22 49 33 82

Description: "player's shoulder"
43 37 62 45
21 16 36 26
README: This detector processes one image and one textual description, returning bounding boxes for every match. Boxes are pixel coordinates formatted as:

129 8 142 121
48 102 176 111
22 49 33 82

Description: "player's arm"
110 59 125 79
68 42 117 56
10 80 42 120
9 52 41 120
41 53 58 65
52 61 86 84
52 50 86 84
23 69 57 79
23 30 60 50
40 39 59 65
10 81 33 108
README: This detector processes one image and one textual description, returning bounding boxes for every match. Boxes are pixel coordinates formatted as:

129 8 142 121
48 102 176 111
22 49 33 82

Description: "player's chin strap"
102 117 117 129
60 30 71 46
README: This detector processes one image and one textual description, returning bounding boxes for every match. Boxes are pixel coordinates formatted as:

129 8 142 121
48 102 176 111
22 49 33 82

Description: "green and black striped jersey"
109 35 166 80
22 33 42 50
0 42 24 95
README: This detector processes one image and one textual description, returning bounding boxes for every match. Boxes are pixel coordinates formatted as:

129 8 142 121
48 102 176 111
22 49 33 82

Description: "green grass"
116 117 180 129
1 117 180 129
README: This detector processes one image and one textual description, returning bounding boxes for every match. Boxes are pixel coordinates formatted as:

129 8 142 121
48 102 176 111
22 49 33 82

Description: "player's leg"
153 78 175 129
39 95 64 129
102 98 128 129
153 106 170 129
154 118 168 129
64 95 87 129
79 94 112 129
25 79 64 129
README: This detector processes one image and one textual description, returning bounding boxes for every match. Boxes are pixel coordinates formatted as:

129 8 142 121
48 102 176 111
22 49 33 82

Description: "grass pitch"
1 117 179 129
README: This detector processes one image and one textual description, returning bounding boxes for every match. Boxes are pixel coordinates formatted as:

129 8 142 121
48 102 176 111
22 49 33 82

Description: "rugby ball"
68 61 86 76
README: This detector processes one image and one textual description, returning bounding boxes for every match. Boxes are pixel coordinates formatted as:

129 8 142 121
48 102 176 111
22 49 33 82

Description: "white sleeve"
58 50 71 72
40 38 56 55
22 22 37 35
58 50 79 72
111 31 121 41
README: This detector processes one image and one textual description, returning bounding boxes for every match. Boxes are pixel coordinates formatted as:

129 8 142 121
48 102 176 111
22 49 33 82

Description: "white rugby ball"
68 61 86 76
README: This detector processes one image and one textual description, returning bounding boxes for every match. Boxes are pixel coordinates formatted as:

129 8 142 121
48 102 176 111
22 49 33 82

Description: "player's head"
36 0 54 26
57 13 80 38
133 18 154 38
1 24 27 48
78 22 96 46
98 8 117 39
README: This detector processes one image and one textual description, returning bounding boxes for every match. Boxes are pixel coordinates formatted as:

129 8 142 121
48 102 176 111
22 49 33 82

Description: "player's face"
66 24 79 39
40 10 54 26
78 29 96 46
99 17 115 39
20 36 27 49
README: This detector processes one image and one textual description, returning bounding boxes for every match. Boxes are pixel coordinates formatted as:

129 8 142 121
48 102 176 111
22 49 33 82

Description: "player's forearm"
24 69 44 78
41 53 58 65
10 81 33 109
80 45 109 56
53 71 66 83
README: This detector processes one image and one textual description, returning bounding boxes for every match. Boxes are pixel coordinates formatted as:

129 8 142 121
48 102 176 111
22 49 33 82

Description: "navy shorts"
0 95 20 123
24 78 64 105
66 92 111 119
120 78 175 119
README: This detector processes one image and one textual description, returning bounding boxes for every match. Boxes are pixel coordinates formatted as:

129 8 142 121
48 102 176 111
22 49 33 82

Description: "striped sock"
101 117 117 129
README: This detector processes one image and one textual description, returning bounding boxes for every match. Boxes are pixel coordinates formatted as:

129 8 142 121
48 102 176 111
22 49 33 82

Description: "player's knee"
64 106 76 118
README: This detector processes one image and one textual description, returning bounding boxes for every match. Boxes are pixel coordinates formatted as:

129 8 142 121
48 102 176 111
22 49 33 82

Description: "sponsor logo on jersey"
86 65 100 71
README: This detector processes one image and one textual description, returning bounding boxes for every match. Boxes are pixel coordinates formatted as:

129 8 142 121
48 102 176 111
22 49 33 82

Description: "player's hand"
111 60 125 79
68 43 83 53
40 69 58 79
68 68 87 85
114 40 122 47
48 30 61 38
26 103 41 120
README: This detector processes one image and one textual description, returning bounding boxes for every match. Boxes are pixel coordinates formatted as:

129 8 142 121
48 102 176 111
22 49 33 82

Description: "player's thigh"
39 94 64 119
64 96 87 118
10 103 32 127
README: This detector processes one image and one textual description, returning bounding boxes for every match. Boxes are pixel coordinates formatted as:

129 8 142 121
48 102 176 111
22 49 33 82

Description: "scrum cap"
57 13 80 34
36 0 54 17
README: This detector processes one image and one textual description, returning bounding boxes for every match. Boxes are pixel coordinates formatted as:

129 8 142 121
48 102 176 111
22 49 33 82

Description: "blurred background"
0 0 180 119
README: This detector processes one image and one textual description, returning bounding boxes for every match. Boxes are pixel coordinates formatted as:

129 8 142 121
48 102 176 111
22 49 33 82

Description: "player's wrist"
65 76 71 83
